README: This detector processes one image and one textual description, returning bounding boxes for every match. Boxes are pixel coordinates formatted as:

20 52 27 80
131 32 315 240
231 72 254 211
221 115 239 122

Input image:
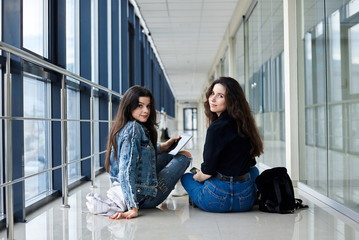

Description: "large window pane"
22 0 48 57
66 0 81 182
328 10 342 102
298 0 359 215
66 0 80 74
23 75 52 204
222 48 229 76
349 23 359 95
349 103 359 153
298 0 328 197
327 0 359 213
234 23 245 87
246 0 285 167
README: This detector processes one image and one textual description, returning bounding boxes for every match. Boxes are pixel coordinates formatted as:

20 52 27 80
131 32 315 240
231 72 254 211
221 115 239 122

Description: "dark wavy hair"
204 77 263 158
105 86 158 172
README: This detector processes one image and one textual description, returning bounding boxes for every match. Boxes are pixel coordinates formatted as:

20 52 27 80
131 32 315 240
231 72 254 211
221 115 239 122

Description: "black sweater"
201 111 255 176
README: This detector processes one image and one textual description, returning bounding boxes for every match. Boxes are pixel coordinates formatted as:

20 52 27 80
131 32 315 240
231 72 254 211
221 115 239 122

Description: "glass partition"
298 0 359 214
23 74 52 205
246 0 285 167
234 22 245 88
22 0 48 57
222 48 229 76
66 0 82 182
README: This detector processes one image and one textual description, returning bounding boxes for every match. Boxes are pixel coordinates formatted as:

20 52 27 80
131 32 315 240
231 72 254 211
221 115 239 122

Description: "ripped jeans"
181 166 259 212
139 152 191 209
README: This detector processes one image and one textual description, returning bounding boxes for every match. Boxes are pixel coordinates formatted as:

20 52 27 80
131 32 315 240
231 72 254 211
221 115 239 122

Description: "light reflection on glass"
22 0 48 57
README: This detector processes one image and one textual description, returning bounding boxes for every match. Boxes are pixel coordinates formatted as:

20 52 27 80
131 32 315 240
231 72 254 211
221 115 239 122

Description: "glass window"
348 0 359 17
222 48 229 76
107 0 112 90
349 103 359 153
66 0 80 74
297 0 328 196
349 23 359 95
329 104 343 150
304 32 313 105
23 74 52 205
66 0 81 182
184 108 197 131
328 10 342 102
246 0 285 167
298 0 359 215
22 0 48 57
234 22 245 87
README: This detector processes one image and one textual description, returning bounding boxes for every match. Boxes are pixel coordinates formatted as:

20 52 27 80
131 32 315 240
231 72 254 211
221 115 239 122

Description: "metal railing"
0 41 122 240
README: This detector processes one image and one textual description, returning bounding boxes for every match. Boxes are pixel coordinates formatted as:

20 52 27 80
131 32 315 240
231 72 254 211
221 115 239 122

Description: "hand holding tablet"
168 133 192 155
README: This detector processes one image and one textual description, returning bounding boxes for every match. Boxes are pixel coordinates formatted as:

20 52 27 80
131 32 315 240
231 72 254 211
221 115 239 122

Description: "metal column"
4 52 14 240
60 75 70 208
90 88 96 188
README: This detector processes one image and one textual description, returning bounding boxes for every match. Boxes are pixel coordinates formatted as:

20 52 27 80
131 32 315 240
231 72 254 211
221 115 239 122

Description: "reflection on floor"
1 131 359 239
1 173 359 240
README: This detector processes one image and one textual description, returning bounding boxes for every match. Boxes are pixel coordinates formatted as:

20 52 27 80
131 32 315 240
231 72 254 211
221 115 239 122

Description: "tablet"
168 133 192 155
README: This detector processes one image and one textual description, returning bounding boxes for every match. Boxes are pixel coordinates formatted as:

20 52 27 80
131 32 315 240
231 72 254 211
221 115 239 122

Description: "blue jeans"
139 152 191 209
181 166 259 212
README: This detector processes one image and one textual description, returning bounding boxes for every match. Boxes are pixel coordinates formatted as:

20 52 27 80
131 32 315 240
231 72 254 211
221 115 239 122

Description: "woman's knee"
181 173 194 186
178 150 191 158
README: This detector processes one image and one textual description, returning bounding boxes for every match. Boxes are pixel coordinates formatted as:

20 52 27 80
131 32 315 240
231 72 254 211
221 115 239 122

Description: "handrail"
0 151 107 189
0 41 123 99
0 41 118 240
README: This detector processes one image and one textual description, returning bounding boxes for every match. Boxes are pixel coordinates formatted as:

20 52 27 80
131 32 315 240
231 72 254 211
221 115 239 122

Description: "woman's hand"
160 136 181 152
193 170 211 183
109 207 138 220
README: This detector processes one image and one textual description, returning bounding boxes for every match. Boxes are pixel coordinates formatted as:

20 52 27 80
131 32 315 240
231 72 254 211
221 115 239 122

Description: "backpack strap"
272 177 282 213
295 198 309 209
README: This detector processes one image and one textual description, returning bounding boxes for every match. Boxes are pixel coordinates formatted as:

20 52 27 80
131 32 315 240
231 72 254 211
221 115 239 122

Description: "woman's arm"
117 124 141 211
193 169 211 182
159 136 181 152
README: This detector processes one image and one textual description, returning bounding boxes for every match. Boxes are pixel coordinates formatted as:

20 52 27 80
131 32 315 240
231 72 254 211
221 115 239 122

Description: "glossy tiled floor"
1 131 359 239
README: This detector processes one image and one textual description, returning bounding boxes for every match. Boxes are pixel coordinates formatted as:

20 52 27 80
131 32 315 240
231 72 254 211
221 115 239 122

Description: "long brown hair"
105 86 158 172
204 77 263 158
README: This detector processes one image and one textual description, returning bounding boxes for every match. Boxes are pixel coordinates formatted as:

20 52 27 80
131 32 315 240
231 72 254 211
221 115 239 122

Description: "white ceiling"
135 0 240 102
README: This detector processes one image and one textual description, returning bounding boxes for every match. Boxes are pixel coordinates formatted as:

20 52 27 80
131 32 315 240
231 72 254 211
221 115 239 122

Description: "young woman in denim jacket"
181 77 263 212
105 86 191 219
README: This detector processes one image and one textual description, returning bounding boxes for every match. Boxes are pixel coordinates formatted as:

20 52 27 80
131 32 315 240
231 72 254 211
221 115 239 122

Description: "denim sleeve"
117 124 141 210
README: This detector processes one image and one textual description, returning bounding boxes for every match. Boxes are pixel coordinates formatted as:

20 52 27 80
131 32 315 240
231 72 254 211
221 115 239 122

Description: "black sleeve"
201 125 225 175
250 158 257 167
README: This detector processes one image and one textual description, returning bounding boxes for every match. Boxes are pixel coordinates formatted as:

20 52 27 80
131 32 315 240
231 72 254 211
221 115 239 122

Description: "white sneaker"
171 182 188 197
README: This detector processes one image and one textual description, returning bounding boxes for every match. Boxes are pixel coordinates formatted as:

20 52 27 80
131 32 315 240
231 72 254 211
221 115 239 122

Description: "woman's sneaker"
171 182 188 197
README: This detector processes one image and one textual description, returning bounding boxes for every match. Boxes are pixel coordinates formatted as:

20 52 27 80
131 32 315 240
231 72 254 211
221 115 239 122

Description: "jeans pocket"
198 185 227 212
238 187 256 211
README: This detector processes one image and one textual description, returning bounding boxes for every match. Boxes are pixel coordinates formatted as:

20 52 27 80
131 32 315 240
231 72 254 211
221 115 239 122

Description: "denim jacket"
109 121 160 210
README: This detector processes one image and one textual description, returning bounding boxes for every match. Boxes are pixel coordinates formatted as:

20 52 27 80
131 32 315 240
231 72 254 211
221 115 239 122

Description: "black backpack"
255 167 308 214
